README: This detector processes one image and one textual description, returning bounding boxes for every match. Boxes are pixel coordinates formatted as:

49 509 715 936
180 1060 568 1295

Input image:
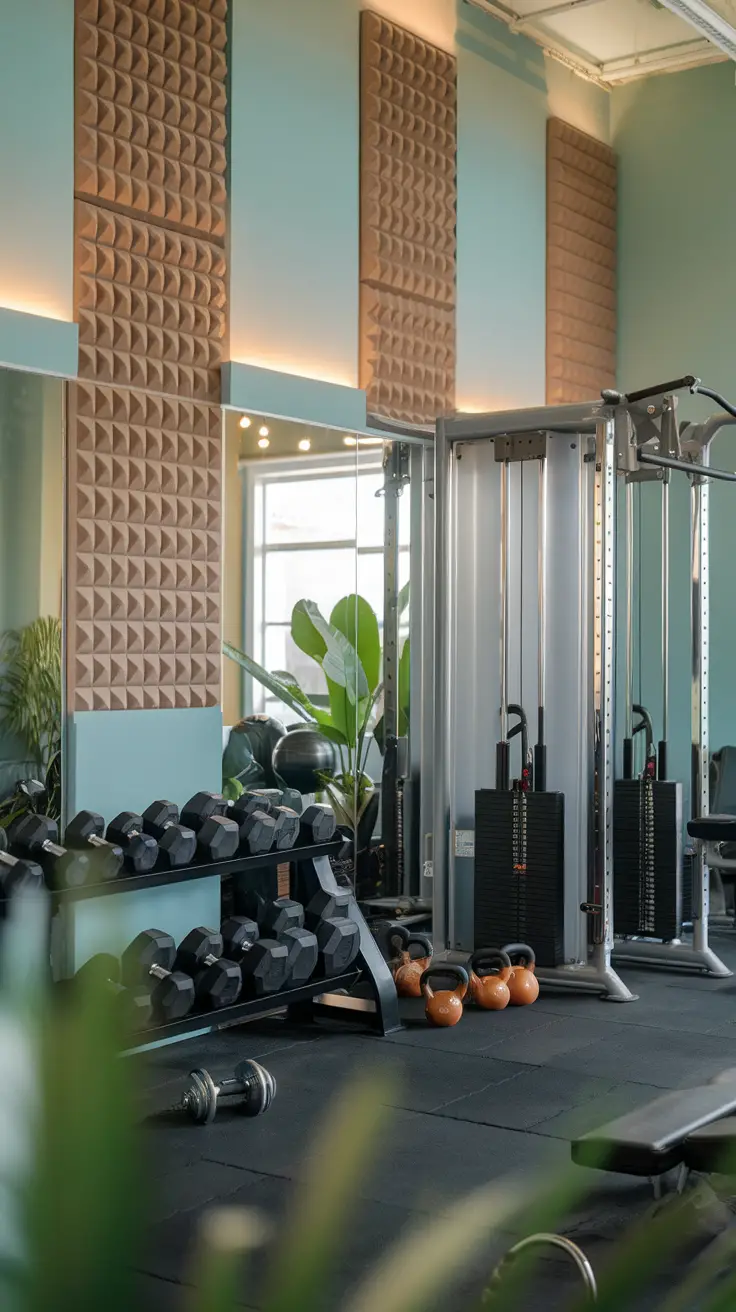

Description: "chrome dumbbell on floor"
175 1058 276 1125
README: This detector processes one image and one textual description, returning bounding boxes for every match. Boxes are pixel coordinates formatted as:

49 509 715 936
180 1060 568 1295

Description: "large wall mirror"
0 364 65 830
222 408 427 903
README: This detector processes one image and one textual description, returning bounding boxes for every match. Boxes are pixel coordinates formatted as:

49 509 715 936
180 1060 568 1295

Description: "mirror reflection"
0 365 64 828
222 410 412 894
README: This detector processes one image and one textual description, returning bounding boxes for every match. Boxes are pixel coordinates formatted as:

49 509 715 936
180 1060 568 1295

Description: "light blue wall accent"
0 0 74 330
456 10 547 410
613 62 736 809
0 309 78 379
229 0 360 388
65 707 223 821
222 361 367 431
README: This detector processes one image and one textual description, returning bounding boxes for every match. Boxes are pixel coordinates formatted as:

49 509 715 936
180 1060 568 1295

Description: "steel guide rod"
661 473 670 779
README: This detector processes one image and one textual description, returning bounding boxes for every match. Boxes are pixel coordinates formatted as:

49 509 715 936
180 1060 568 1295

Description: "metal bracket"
493 432 548 463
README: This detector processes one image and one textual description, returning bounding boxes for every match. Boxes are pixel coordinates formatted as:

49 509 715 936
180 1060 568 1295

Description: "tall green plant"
0 616 62 772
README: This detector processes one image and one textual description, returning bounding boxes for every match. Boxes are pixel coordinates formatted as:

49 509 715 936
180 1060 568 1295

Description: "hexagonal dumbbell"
299 803 336 845
75 952 152 1032
10 814 92 889
220 916 290 996
305 890 361 978
0 839 45 897
180 793 240 862
229 897 318 988
121 929 195 1023
141 801 197 869
106 813 159 875
174 927 243 1011
230 791 299 851
65 811 124 881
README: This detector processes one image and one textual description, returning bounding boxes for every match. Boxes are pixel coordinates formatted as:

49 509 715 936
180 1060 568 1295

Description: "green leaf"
398 636 410 736
222 643 315 721
326 676 357 748
330 595 381 694
222 777 244 803
291 600 328 663
291 601 368 703
398 580 410 617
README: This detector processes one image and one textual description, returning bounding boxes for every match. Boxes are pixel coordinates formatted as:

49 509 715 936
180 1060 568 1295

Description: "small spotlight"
258 424 269 438
298 438 311 452
343 435 357 447
258 436 270 450
239 416 252 429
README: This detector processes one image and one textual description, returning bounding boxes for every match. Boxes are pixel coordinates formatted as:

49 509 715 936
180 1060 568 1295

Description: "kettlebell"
420 964 468 1027
468 949 512 1011
393 931 433 999
502 943 539 1006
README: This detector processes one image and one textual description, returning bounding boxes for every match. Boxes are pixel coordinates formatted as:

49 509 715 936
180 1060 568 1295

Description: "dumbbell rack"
51 837 402 1040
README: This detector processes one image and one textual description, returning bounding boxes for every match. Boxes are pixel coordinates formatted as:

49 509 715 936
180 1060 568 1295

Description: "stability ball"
271 727 337 795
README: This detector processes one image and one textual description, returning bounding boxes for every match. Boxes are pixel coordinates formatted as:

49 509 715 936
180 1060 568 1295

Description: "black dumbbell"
231 897 319 988
10 814 92 888
141 801 198 869
65 811 124 881
75 953 153 1031
305 889 361 977
175 927 242 1010
300 804 336 844
220 916 290 996
106 813 159 874
231 791 299 851
176 1059 276 1125
121 929 195 1022
0 834 45 896
180 792 240 861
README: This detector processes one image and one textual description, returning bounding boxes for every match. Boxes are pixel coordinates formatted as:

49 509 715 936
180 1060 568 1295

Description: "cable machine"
432 378 736 999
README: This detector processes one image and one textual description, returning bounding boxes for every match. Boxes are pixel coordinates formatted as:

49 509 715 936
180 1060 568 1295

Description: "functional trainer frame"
431 379 735 999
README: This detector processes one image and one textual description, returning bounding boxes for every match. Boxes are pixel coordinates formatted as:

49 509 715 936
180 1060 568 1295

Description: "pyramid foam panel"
72 0 227 712
546 118 617 406
359 10 456 424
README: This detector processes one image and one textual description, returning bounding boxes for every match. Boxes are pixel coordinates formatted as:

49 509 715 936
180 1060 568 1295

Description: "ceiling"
465 0 736 85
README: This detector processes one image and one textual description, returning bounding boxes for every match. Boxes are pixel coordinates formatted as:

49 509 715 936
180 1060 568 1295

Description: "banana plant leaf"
373 637 410 755
330 595 381 694
223 643 317 722
291 600 368 703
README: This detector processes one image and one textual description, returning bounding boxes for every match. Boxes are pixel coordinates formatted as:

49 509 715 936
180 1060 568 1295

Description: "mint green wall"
614 62 736 809
0 1 74 347
228 0 610 411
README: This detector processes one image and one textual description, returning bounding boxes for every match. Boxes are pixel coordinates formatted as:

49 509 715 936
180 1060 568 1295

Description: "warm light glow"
257 436 270 450
230 356 357 391
298 438 312 452
343 434 385 448
239 415 252 429
258 425 269 438
0 296 72 323
343 435 357 447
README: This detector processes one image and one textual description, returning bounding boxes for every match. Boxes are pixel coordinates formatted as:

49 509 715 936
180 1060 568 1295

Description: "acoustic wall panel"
546 118 617 406
71 0 227 712
359 10 456 425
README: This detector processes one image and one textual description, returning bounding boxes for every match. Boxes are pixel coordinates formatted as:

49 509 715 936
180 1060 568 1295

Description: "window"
244 453 410 723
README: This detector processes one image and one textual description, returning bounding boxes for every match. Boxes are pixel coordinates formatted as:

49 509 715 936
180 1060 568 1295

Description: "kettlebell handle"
420 964 469 999
470 948 512 978
501 943 536 969
407 933 433 959
387 923 410 958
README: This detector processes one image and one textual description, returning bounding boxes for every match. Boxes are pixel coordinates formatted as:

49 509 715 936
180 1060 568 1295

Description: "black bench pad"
683 1117 736 1173
688 815 736 842
572 1085 736 1176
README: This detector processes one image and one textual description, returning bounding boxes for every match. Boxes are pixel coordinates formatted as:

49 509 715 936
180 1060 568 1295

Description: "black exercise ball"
272 727 337 795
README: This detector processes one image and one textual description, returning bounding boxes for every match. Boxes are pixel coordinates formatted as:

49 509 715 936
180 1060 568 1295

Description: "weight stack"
474 790 565 966
613 779 682 939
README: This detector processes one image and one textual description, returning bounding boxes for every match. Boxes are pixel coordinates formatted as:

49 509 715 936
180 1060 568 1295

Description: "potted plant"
223 593 409 850
0 615 62 826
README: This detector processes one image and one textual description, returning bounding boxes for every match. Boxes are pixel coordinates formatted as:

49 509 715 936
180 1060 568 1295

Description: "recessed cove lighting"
258 425 269 438
298 438 311 452
343 435 357 447
258 436 270 450
239 415 252 429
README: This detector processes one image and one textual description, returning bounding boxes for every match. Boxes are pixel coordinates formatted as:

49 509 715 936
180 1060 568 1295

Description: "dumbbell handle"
148 963 173 982
177 1060 276 1124
39 838 66 858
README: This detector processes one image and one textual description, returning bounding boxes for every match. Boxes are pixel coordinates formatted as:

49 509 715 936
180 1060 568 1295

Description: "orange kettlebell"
393 932 434 999
420 964 468 1027
468 949 512 1011
502 943 539 1006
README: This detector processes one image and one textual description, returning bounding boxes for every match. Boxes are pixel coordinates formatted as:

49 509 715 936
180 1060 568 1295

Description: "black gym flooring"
135 935 736 1310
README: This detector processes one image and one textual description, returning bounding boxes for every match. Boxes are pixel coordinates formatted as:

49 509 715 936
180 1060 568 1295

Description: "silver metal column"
431 418 451 950
690 449 730 975
499 459 511 744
